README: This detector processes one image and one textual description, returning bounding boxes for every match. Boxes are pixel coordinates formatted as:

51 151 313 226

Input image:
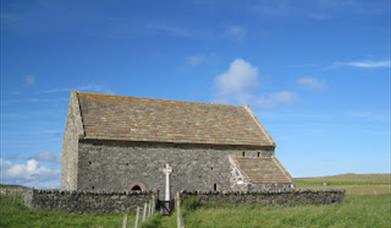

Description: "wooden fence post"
176 192 184 228
12 191 16 204
149 199 153 216
134 206 140 228
142 202 147 222
122 213 128 228
151 195 155 214
147 200 151 218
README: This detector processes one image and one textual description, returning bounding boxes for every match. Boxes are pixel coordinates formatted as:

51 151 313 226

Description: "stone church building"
61 91 294 194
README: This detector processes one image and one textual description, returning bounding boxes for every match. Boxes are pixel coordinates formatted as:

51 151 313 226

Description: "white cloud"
185 53 215 66
148 24 190 37
24 75 35 87
43 88 70 93
31 151 60 163
214 58 297 108
43 84 114 94
186 54 205 66
0 158 59 188
257 91 297 108
214 58 259 104
297 77 327 91
223 26 247 42
287 63 320 68
0 159 12 170
346 111 390 122
77 84 114 94
335 60 390 68
3 97 68 105
43 129 63 136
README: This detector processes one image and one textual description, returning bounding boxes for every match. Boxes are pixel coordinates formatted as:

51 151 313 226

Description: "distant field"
295 173 391 196
1 173 390 227
0 184 29 189
295 173 391 186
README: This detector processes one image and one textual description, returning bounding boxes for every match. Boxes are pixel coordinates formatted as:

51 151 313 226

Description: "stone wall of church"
61 93 84 190
76 140 283 196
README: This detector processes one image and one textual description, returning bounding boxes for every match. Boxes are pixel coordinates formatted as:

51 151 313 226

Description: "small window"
92 186 95 190
257 152 260 157
126 163 129 166
242 152 245 157
213 183 218 191
88 161 92 165
210 167 214 170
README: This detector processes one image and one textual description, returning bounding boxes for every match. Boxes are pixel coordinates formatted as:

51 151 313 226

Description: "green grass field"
295 173 391 196
1 173 390 227
0 194 128 228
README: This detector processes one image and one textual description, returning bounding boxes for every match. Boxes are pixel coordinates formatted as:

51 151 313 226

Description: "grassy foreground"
157 173 391 228
0 194 128 228
170 195 390 228
0 173 390 227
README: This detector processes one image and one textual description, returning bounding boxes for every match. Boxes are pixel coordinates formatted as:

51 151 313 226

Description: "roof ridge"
77 91 243 109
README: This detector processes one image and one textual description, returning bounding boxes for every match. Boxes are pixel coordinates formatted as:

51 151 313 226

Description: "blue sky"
1 0 390 188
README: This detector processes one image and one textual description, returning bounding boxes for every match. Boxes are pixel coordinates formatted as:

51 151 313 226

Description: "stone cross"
162 163 172 201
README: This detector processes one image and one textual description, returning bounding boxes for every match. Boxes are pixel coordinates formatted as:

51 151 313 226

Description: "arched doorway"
131 185 142 191
128 182 146 192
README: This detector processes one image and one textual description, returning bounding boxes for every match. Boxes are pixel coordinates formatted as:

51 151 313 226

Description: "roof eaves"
80 137 277 149
272 156 293 183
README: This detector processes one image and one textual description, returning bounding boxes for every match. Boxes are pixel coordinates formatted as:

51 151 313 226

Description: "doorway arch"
131 185 142 191
128 182 146 192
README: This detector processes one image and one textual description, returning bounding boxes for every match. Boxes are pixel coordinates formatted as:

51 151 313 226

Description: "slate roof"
234 157 292 183
74 91 275 147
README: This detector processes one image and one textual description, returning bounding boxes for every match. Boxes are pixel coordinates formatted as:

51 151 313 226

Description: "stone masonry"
77 140 293 194
180 189 345 206
61 92 295 195
23 189 153 213
22 189 345 213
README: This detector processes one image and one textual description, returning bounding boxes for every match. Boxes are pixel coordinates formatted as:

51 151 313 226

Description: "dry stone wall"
180 189 345 206
23 189 344 214
23 189 153 213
